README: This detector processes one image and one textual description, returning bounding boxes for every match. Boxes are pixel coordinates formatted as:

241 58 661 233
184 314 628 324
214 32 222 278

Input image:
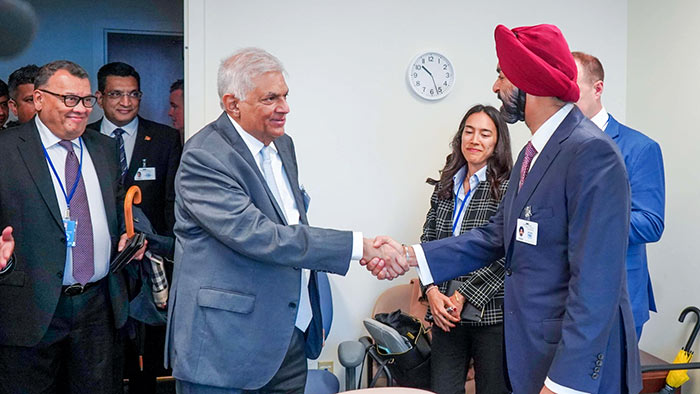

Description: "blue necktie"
259 146 311 330
113 128 128 184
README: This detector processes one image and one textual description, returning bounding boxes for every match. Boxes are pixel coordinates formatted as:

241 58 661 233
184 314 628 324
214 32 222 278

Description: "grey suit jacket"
165 112 353 390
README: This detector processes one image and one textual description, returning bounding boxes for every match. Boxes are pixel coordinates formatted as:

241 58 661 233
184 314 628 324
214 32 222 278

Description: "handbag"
369 309 431 389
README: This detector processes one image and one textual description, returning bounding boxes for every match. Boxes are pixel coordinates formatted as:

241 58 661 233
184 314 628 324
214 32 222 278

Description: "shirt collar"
590 106 609 131
529 103 574 154
101 116 138 137
226 113 279 162
452 165 487 196
35 116 81 149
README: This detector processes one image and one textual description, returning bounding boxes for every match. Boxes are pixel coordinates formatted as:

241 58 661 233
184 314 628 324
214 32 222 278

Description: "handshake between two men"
361 236 417 280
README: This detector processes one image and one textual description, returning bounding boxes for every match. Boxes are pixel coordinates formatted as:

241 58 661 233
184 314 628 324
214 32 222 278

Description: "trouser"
430 323 510 394
0 281 121 394
176 328 307 394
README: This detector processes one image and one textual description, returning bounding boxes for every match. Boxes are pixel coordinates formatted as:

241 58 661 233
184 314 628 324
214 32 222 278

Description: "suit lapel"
276 139 308 225
17 124 64 230
604 114 620 141
214 113 289 225
82 130 118 236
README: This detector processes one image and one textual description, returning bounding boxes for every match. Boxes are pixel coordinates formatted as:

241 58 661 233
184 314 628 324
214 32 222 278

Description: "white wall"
629 1 700 393
185 0 628 386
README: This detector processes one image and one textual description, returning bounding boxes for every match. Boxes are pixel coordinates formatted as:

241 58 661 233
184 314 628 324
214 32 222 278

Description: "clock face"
407 52 455 100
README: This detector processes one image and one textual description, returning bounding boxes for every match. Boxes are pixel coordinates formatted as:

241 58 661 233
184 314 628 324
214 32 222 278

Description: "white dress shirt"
227 115 362 330
413 103 589 394
99 116 139 166
590 106 609 131
36 117 111 285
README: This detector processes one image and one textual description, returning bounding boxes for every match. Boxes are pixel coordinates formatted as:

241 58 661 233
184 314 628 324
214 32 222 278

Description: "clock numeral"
412 72 418 78
437 87 443 94
422 87 426 93
443 80 448 86
443 64 448 70
415 81 421 86
445 72 450 78
438 57 441 64
430 89 435 95
428 55 434 62
422 58 425 64
415 65 421 70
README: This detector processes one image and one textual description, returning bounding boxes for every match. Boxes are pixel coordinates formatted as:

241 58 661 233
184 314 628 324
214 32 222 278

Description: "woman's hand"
426 286 460 332
449 290 466 318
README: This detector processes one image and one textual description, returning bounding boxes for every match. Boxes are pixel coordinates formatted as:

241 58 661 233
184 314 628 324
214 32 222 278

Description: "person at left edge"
0 60 145 394
87 61 182 394
165 47 406 394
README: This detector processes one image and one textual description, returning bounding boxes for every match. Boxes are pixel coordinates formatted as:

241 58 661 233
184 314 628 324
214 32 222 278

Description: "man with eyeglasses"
87 61 182 393
0 60 145 393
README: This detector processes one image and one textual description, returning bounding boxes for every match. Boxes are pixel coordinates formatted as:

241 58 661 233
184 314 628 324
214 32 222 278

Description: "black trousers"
0 281 122 394
430 323 510 394
176 328 307 394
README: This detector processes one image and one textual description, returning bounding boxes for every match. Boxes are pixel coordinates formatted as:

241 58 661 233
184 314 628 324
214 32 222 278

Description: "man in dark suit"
0 60 144 393
7 64 40 127
165 47 404 393
573 51 665 341
88 61 182 393
368 25 642 394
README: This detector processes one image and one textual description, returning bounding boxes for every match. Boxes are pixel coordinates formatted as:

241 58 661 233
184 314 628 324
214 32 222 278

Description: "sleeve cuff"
412 244 434 285
544 377 590 394
351 231 363 261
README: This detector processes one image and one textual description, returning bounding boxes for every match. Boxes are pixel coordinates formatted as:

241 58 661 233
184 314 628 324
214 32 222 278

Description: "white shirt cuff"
412 244 434 285
351 231 363 261
544 377 590 394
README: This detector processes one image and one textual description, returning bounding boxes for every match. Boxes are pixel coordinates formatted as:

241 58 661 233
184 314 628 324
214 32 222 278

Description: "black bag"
372 309 431 389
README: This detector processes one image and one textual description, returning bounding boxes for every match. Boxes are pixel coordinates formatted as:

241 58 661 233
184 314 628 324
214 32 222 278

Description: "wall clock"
407 51 455 100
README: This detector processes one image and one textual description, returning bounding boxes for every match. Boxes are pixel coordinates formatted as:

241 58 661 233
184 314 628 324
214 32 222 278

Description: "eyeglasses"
38 89 97 108
105 90 143 100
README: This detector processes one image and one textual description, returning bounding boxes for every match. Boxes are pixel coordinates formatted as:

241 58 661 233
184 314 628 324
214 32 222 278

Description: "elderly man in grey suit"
165 48 405 393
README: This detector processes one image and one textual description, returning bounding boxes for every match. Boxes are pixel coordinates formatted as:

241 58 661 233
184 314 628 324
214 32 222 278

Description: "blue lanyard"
452 179 472 234
42 138 84 217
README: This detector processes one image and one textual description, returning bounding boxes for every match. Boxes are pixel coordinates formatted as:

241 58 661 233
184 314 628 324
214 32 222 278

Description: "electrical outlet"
317 360 334 374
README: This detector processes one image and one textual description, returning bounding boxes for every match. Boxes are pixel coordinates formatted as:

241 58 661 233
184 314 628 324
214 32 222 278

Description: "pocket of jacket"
197 287 255 314
0 271 25 287
541 318 563 344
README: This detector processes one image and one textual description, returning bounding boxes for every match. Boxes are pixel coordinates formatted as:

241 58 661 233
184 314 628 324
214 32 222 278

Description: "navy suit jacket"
421 107 642 393
605 115 664 328
165 113 352 389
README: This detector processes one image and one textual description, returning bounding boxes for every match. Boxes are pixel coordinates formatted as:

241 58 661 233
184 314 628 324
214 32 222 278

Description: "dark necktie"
113 128 128 184
518 141 538 191
58 140 94 285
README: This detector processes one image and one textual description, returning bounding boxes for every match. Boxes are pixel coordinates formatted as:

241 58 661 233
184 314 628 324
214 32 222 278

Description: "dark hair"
34 60 89 89
170 79 183 93
97 62 140 92
8 64 39 99
427 104 513 200
572 51 604 83
0 79 7 98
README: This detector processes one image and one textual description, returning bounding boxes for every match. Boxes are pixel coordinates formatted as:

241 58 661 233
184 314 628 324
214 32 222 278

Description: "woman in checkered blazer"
421 104 513 394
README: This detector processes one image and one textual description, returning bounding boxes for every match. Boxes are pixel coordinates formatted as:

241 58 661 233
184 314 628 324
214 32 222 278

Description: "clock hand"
422 66 439 93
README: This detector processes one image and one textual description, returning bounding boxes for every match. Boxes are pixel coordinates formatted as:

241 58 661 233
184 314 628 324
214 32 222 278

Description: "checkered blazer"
421 178 509 326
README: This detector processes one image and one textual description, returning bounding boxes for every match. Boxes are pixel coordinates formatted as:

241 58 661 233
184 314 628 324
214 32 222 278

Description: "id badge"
516 218 538 246
134 167 156 181
63 218 77 247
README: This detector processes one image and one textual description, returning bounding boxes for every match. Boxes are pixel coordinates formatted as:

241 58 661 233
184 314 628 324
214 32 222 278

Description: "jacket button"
597 353 604 360
56 272 63 279
595 360 603 367
593 366 600 372
505 268 512 276
60 237 66 243
591 372 599 379
289 302 296 308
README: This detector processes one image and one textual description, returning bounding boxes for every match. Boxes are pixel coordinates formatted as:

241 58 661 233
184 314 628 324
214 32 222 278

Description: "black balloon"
0 0 38 58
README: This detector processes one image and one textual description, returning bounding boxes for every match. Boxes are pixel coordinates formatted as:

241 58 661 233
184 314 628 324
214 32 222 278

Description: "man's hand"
426 286 460 331
118 233 148 262
540 385 556 394
360 237 408 280
0 226 15 270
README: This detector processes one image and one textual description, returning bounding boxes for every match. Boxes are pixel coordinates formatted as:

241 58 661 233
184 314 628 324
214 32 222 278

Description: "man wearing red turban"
367 24 642 394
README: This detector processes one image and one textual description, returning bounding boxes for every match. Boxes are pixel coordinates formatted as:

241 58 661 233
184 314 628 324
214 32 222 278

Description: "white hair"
217 47 286 108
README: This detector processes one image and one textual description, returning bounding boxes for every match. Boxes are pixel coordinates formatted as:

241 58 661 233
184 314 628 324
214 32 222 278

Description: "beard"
498 87 526 124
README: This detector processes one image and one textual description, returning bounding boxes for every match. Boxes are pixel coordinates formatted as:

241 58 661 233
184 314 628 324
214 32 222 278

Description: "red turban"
494 24 579 102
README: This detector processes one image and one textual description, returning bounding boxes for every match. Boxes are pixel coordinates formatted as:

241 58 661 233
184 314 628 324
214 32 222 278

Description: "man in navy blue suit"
573 51 665 342
367 24 642 393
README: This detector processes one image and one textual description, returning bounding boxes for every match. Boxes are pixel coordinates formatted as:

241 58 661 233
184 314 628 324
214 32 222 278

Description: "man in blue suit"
367 24 642 393
165 48 404 393
573 51 665 341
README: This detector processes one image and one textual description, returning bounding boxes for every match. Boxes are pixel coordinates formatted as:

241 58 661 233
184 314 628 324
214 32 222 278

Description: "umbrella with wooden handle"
125 185 142 238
